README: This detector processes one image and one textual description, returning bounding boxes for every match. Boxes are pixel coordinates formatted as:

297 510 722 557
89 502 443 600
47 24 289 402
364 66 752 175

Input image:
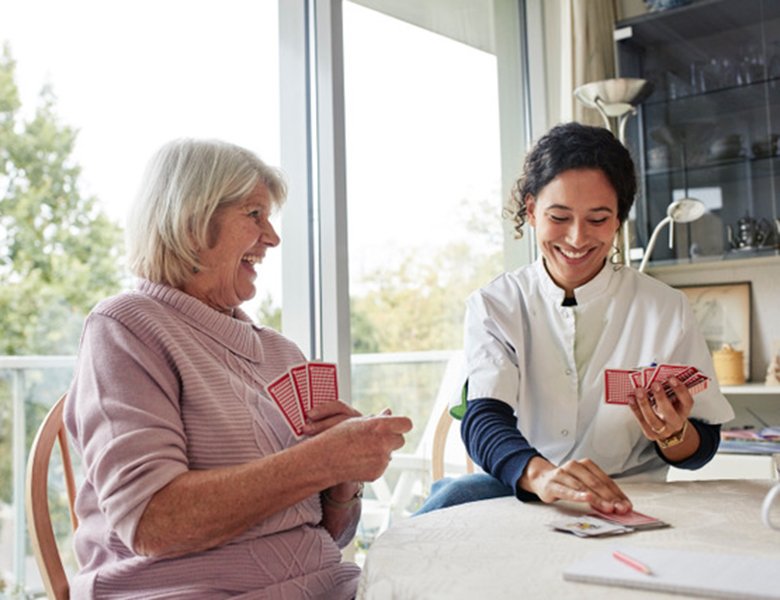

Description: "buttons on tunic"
561 429 569 437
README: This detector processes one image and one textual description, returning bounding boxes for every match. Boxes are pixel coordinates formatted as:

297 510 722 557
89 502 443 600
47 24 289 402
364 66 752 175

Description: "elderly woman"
417 122 734 516
64 139 412 599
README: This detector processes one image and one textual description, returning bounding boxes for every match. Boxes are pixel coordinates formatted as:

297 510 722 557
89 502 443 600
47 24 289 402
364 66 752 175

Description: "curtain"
570 0 620 126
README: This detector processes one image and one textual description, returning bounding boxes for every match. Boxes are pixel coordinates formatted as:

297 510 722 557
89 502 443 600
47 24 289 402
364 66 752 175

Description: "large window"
2 0 540 589
343 0 503 484
279 0 537 554
0 2 281 594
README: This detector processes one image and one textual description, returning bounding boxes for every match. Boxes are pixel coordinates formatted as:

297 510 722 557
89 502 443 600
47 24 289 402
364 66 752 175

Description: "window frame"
278 0 545 399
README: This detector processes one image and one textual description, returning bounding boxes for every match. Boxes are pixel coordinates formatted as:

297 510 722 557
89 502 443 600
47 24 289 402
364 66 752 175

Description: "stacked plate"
709 134 744 161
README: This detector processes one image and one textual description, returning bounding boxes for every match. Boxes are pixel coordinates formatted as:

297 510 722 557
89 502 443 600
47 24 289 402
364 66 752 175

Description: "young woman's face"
183 183 280 313
527 168 620 296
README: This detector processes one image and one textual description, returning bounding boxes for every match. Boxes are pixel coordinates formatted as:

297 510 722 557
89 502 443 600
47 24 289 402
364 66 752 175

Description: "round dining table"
357 479 780 599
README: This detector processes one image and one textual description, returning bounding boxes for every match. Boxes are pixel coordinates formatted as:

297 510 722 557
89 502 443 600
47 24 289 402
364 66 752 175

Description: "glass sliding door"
342 0 531 549
343 0 502 447
279 0 537 558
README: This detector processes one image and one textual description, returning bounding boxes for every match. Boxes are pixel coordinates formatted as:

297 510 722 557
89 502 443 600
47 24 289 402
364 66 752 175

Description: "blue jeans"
414 474 515 515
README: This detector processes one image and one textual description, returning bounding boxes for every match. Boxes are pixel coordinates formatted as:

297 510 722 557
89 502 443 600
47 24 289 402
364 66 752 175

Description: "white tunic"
463 259 735 481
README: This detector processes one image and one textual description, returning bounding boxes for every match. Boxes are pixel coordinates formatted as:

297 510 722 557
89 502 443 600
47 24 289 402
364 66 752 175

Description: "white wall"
649 257 780 383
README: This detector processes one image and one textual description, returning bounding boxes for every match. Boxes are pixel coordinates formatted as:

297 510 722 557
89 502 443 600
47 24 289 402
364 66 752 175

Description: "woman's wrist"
656 420 689 449
322 482 364 509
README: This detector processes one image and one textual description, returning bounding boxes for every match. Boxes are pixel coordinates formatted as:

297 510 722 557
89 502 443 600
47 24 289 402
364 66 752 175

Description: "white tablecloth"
358 479 780 599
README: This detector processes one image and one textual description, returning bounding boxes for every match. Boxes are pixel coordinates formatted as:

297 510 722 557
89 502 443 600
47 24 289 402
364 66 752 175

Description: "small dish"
752 135 779 158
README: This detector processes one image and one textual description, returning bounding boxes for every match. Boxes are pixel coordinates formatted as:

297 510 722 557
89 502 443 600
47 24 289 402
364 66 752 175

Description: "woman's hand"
519 456 632 514
134 402 411 559
305 404 412 483
303 403 413 546
629 377 700 461
302 400 363 435
629 377 690 441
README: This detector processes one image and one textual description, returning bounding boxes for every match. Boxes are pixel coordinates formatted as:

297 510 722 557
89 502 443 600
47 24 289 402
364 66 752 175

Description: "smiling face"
527 168 620 297
182 183 280 314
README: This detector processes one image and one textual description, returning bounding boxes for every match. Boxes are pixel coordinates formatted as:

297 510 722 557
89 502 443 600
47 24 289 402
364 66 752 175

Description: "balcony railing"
1 350 468 596
0 356 77 598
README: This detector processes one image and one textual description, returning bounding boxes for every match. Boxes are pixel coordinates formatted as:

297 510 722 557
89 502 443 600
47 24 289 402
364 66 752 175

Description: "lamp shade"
638 198 706 272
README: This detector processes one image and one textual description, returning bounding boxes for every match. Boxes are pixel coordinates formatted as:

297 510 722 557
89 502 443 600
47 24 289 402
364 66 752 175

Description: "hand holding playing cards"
604 363 707 460
629 378 699 459
521 456 633 515
306 407 413 483
303 399 363 435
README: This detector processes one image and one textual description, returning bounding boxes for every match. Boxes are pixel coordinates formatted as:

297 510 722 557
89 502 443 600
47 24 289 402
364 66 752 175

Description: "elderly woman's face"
527 168 620 297
184 183 280 314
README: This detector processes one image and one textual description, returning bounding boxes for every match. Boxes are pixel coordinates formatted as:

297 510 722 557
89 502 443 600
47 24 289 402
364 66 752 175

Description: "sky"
1 0 283 309
1 0 503 311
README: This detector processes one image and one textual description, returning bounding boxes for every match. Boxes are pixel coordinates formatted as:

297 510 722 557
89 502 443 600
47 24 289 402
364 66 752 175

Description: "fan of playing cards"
266 362 339 436
604 363 710 405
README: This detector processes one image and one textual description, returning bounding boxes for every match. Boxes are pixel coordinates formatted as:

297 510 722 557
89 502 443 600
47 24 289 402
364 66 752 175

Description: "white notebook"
564 545 780 600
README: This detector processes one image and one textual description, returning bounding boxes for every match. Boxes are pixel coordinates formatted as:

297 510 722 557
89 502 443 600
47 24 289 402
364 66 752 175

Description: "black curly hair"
504 122 637 238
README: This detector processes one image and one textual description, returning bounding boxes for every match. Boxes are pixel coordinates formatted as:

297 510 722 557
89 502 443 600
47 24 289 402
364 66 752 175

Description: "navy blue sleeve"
656 418 721 469
460 397 544 502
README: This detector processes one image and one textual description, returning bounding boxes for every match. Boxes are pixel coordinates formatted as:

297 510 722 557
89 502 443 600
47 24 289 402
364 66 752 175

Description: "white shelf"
722 384 780 396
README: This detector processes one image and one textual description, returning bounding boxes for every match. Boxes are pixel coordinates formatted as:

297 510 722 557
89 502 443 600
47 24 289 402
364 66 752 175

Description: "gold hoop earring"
609 240 622 265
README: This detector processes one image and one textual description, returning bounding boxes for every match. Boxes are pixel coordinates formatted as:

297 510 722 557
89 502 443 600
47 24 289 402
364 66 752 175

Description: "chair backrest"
26 394 78 600
431 403 474 482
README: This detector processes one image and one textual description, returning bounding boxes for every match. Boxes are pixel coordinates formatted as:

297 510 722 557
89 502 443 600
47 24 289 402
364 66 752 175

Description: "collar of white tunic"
533 257 618 307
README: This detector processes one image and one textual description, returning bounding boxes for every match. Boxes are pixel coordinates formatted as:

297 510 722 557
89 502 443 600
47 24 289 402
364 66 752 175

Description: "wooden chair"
26 394 78 600
431 403 474 482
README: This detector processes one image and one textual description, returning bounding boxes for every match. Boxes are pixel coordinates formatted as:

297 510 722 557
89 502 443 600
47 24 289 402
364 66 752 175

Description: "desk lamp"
638 197 706 272
574 78 654 265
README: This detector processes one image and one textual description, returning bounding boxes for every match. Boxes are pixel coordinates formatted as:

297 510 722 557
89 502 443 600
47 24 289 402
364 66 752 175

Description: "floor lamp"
638 197 706 272
574 78 654 265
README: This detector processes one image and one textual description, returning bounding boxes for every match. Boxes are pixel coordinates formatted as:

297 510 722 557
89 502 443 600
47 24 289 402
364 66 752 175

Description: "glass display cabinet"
615 0 780 267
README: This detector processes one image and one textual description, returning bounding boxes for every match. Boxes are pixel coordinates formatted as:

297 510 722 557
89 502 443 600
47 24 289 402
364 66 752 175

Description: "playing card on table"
590 508 669 531
290 364 311 413
308 362 339 407
604 369 640 405
266 371 305 436
548 515 633 537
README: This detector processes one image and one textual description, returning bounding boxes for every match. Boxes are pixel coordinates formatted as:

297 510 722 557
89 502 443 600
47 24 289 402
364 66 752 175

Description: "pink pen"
613 550 654 576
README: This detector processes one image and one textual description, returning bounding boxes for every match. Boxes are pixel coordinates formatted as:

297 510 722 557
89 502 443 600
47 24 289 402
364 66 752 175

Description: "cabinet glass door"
617 0 780 266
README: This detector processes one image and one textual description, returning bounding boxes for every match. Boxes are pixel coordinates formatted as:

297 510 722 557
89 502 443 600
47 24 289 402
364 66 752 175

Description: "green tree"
348 198 503 451
0 43 123 356
0 43 124 507
351 197 503 354
255 291 282 331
